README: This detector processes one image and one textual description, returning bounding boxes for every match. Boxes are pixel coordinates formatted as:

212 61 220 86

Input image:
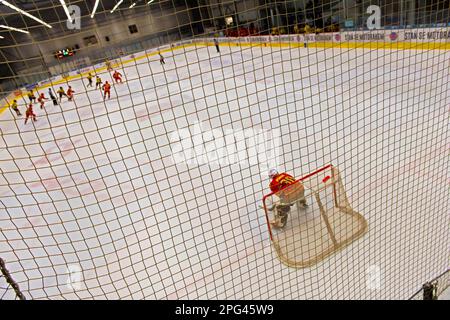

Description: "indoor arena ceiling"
0 0 190 42
0 1 178 32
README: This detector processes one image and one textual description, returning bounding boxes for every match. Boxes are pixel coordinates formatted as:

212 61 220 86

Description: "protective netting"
0 1 449 300
409 269 450 300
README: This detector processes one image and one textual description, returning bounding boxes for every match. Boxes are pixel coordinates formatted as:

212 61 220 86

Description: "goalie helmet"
268 168 278 179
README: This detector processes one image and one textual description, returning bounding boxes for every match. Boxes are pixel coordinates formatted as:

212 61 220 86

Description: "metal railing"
409 269 450 300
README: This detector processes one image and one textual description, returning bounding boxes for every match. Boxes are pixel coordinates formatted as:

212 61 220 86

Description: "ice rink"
0 43 449 299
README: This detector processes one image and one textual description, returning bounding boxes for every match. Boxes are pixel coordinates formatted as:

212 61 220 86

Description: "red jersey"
26 105 34 116
113 72 121 78
269 172 297 193
67 88 74 96
38 94 45 102
103 83 111 91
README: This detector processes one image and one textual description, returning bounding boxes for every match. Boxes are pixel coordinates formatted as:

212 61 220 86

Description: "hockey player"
159 53 165 65
48 88 58 106
112 71 122 84
37 93 48 109
87 73 93 87
10 100 21 116
268 169 307 228
67 86 75 101
24 103 37 124
105 59 113 71
27 90 36 104
102 81 111 100
95 76 102 90
214 38 220 53
57 87 67 101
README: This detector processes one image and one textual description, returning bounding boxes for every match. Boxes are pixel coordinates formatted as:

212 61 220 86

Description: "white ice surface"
0 44 449 299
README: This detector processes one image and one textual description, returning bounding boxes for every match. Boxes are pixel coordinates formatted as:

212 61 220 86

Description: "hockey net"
263 165 367 268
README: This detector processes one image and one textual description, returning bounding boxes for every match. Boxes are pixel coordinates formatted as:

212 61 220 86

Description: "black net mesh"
0 0 449 299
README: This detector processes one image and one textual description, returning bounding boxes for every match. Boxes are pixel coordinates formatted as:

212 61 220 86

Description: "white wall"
40 11 190 61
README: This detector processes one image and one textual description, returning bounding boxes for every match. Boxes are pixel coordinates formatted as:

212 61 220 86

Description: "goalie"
268 169 307 228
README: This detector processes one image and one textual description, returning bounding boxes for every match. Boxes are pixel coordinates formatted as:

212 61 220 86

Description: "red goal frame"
262 164 335 241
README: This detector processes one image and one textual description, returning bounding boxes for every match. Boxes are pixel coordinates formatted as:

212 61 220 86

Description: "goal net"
263 164 367 268
0 0 449 300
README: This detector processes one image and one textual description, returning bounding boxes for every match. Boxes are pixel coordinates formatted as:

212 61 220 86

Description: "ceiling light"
0 0 52 28
130 3 136 9
147 0 154 4
0 25 30 34
59 0 73 22
111 0 123 13
91 0 99 18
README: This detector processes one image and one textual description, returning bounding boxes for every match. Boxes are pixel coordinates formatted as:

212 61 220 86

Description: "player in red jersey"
37 93 47 109
268 169 307 228
112 71 122 84
67 86 75 101
102 81 111 100
24 103 37 124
